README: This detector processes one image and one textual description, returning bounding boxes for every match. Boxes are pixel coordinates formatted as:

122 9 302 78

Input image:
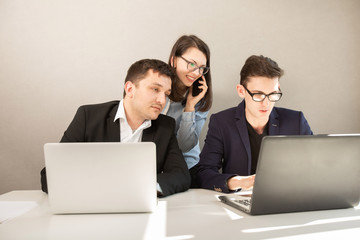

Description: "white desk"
1 189 360 240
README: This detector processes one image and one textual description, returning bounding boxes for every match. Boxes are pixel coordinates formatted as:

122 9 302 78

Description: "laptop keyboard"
235 199 251 206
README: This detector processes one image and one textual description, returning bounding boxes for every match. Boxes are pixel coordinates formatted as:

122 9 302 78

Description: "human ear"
124 81 135 98
236 84 245 98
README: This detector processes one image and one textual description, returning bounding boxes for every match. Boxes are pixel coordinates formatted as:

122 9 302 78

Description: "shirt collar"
114 99 152 129
114 99 126 122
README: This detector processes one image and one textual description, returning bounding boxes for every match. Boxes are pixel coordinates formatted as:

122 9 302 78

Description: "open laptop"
219 134 360 215
44 142 157 214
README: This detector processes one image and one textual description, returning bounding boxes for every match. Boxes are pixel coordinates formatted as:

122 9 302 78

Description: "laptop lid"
44 142 157 214
249 134 360 215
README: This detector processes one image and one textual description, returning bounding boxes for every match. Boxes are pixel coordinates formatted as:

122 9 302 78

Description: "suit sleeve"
197 114 237 193
157 120 191 197
40 106 86 193
60 106 87 142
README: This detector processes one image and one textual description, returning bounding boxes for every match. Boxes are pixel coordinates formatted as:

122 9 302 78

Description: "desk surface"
1 189 360 240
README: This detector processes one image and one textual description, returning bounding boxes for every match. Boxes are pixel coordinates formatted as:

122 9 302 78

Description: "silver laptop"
44 142 157 214
219 134 360 215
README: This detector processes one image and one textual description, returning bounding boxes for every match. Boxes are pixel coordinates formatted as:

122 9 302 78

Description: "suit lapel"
107 103 121 142
142 121 155 142
235 101 252 174
268 108 280 135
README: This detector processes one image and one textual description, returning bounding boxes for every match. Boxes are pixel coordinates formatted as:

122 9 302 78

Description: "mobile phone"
192 78 203 97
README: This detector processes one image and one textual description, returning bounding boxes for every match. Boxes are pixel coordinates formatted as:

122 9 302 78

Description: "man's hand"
227 175 255 191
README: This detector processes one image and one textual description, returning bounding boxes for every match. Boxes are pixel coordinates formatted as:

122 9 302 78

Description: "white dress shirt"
114 100 151 142
114 100 163 194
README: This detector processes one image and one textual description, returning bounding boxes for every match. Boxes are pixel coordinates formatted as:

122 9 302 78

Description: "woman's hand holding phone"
185 76 208 112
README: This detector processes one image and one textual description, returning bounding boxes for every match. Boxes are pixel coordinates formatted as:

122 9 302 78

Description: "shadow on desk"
47 201 168 240
164 190 360 240
1 190 360 240
219 204 360 239
48 214 149 239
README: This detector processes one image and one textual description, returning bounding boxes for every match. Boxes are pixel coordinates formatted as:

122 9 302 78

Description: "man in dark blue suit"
197 55 313 193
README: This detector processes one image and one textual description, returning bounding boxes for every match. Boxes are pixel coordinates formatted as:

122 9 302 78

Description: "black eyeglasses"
180 56 209 76
244 86 282 102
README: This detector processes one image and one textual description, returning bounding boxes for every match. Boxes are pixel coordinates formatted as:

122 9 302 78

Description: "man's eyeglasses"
180 56 209 76
244 86 282 102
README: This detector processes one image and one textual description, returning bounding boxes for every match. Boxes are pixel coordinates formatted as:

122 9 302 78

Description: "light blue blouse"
162 98 208 169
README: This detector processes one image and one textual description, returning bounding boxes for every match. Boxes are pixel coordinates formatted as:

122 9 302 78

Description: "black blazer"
41 101 190 197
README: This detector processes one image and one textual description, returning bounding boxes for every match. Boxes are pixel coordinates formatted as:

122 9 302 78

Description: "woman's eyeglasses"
180 56 209 76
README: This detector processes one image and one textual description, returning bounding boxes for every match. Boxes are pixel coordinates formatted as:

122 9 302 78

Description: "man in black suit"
41 59 191 197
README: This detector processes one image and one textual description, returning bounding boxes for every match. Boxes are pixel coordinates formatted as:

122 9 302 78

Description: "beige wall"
1 0 359 194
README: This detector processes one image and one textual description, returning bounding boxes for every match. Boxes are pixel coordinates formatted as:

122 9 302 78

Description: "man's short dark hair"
123 59 175 97
240 55 284 87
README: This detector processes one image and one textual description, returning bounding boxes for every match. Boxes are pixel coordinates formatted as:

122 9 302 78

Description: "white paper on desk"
0 201 38 224
236 189 253 196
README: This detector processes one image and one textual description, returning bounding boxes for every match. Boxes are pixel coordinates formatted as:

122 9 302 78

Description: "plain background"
1 0 359 194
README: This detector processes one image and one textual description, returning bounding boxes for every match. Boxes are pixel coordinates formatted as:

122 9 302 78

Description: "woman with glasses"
162 35 212 187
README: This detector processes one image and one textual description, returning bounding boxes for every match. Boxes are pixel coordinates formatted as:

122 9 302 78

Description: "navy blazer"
197 101 313 193
41 101 190 197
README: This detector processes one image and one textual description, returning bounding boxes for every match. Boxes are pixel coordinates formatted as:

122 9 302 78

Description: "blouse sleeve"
176 108 208 152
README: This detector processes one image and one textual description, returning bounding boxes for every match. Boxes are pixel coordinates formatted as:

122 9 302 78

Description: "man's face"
128 70 171 122
237 76 280 123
